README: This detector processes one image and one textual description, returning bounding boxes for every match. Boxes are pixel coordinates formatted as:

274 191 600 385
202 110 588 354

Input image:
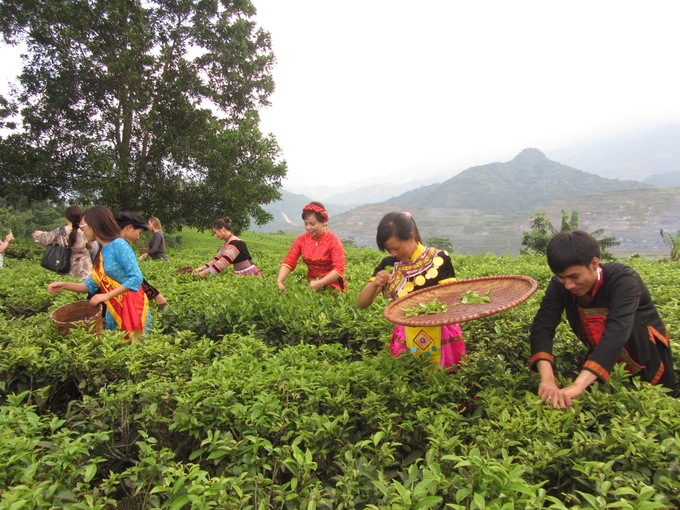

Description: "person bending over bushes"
193 217 261 278
530 230 675 409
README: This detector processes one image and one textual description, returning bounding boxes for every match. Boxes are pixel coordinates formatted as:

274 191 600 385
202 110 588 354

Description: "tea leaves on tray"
402 298 448 317
460 289 492 304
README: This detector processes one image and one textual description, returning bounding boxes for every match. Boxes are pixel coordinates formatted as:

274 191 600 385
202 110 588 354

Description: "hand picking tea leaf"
460 289 492 304
384 265 394 273
402 298 448 317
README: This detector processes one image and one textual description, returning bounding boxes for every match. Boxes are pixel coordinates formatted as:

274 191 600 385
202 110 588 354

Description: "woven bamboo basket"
50 301 103 335
384 275 538 327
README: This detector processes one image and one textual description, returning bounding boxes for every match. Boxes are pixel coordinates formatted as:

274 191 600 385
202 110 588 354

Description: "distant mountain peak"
513 148 549 162
384 148 643 214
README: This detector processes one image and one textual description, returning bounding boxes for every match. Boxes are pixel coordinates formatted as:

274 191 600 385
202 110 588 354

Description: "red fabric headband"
303 203 329 221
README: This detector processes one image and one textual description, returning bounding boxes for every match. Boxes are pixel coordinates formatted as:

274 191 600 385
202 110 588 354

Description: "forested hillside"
258 150 679 255
384 149 645 214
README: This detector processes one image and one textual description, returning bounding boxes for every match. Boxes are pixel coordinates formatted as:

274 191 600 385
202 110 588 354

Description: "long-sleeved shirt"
281 230 346 291
147 231 167 260
199 235 256 275
530 262 673 386
36 226 92 279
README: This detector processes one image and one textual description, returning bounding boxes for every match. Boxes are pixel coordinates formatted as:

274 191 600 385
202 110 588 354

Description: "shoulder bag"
41 227 72 274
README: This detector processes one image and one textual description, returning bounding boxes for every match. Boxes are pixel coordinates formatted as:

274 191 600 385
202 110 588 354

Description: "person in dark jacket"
139 216 168 261
530 230 675 409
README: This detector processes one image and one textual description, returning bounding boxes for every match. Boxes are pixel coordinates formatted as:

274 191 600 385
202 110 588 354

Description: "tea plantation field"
1 229 679 509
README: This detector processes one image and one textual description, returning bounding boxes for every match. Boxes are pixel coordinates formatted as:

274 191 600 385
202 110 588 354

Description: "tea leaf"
460 289 492 304
402 299 448 317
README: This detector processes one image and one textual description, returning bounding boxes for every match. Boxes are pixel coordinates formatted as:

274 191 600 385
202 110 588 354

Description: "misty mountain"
287 173 450 206
329 187 680 255
254 147 679 255
321 174 448 205
545 123 680 182
643 171 680 187
384 149 645 214
251 189 352 234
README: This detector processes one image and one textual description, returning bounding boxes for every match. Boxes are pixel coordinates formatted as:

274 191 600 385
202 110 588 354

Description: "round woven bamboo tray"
50 301 103 335
384 275 538 327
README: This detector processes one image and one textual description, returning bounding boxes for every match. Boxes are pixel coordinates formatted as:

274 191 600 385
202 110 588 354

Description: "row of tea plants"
1 230 679 509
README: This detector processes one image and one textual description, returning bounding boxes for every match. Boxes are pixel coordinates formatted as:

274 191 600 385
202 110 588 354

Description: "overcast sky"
253 0 680 189
2 1 679 191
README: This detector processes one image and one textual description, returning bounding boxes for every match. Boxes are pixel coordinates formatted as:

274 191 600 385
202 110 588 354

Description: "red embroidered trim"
584 360 610 382
617 348 644 374
530 352 553 366
577 307 608 350
590 266 604 297
649 362 665 386
648 326 669 347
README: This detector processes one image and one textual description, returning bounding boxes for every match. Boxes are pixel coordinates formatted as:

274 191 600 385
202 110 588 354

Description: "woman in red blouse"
277 202 347 292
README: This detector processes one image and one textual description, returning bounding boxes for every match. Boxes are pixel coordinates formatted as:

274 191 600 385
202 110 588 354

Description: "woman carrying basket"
357 212 465 370
47 205 151 341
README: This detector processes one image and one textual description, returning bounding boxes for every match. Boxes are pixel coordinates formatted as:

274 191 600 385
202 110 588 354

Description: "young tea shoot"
402 298 448 317
460 289 492 304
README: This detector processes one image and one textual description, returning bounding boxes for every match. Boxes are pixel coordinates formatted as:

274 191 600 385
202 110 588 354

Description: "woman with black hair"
193 216 261 278
357 211 466 371
33 205 93 279
47 205 150 341
277 202 346 292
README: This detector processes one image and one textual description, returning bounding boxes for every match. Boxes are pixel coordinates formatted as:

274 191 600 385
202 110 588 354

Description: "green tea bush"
1 231 679 508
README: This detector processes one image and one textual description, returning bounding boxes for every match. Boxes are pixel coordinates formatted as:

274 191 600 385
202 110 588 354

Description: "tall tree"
0 0 286 231
521 211 620 259
520 213 556 255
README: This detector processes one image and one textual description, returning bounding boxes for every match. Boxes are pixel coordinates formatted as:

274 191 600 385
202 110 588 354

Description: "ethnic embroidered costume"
281 230 346 291
84 238 151 335
370 243 466 369
199 235 261 277
530 262 674 387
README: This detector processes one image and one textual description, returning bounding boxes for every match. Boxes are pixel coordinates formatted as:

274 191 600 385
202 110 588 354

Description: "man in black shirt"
530 230 675 409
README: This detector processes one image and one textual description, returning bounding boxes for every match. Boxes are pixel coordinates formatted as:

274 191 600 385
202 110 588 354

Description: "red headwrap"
302 203 329 222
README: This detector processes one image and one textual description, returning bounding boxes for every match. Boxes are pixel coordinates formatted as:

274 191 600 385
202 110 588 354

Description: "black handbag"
41 227 72 274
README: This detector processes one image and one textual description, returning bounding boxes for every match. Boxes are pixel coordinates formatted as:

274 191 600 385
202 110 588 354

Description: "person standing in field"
530 230 675 409
47 205 151 341
33 205 93 279
116 212 168 306
357 212 465 370
138 216 168 261
193 216 261 278
0 230 14 268
277 202 346 292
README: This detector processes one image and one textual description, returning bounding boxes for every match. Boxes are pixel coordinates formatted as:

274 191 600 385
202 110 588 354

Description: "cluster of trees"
521 210 621 258
0 0 286 232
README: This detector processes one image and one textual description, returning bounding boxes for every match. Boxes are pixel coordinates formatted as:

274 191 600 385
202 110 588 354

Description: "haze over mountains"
254 124 680 255
545 124 680 183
